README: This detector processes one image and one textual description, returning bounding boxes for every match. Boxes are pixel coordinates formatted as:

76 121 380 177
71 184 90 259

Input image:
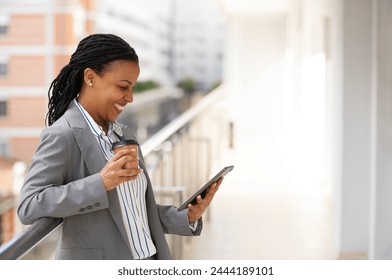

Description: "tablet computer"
177 165 234 211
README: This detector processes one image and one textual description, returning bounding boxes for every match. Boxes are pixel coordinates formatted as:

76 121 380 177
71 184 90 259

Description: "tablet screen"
177 165 234 211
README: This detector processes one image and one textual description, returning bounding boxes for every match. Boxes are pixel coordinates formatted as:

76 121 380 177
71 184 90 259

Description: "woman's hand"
99 149 141 191
187 177 223 223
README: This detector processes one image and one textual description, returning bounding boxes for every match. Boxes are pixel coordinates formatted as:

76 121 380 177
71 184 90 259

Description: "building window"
0 100 7 117
0 15 9 36
0 25 7 35
0 63 7 76
0 139 9 157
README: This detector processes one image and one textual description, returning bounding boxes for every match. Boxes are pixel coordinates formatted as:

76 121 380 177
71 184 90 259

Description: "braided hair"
46 34 139 126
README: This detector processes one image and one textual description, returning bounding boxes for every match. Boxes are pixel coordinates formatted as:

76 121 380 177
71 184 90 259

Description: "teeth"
115 103 125 111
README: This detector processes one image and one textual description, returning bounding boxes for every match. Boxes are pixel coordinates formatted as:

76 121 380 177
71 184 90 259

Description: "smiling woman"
16 33 222 260
45 34 139 127
77 60 140 133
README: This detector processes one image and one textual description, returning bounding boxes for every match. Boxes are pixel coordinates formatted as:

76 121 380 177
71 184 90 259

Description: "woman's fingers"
100 149 142 191
187 179 223 222
111 149 138 168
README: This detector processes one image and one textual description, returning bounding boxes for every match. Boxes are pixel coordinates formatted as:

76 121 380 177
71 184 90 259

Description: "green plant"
133 80 160 93
177 78 196 94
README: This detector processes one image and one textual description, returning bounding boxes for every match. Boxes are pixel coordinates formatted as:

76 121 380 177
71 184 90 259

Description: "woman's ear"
83 68 96 87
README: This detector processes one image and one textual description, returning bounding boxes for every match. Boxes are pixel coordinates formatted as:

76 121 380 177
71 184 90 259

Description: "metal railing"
141 88 230 258
0 86 230 259
0 217 62 260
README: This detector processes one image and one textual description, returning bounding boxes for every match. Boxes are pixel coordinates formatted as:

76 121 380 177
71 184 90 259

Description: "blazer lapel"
64 101 133 254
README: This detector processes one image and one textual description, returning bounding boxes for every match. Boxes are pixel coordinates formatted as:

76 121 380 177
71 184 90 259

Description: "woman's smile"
114 103 126 112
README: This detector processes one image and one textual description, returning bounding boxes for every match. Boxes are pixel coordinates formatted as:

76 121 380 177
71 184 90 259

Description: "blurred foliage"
177 78 196 94
133 80 160 93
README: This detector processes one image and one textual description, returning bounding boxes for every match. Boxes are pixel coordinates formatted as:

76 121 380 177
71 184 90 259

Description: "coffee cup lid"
112 139 139 150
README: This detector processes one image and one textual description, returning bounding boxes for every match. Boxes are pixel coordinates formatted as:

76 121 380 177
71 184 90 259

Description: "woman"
17 34 222 260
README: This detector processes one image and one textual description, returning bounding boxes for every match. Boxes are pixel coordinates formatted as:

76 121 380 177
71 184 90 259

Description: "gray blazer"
17 101 202 260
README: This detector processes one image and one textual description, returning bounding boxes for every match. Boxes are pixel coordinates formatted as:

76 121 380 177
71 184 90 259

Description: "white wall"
224 17 287 138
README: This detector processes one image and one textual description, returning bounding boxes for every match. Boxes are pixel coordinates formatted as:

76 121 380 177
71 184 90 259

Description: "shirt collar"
73 99 123 137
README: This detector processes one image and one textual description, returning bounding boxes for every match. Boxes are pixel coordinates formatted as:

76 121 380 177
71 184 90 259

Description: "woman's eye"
119 86 128 91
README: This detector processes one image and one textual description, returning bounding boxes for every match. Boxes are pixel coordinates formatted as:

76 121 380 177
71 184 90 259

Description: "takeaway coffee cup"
112 139 139 169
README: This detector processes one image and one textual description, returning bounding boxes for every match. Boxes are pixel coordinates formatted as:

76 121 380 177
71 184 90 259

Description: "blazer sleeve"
156 205 203 236
17 125 109 225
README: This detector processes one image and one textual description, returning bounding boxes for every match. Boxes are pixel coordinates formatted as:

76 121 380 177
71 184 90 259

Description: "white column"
333 0 374 258
369 0 392 260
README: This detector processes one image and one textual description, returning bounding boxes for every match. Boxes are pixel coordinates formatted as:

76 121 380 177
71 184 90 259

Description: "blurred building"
0 157 16 244
0 0 95 164
172 0 226 91
96 0 226 91
0 157 26 244
95 0 174 86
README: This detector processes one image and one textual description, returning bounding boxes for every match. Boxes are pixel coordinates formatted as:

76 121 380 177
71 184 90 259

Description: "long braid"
46 34 139 126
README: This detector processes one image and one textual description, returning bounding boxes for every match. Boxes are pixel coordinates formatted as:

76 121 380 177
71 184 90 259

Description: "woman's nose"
125 90 133 103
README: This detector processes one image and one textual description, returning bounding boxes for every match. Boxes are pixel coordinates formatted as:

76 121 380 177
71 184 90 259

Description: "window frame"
0 100 8 117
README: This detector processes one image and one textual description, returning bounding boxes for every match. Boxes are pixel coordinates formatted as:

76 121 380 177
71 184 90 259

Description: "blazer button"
94 202 101 208
79 208 85 213
86 205 93 210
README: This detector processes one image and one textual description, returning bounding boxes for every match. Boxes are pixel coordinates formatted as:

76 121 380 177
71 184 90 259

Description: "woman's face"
85 60 140 128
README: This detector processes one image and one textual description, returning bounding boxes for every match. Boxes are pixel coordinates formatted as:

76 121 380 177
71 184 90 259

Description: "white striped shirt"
74 99 156 259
